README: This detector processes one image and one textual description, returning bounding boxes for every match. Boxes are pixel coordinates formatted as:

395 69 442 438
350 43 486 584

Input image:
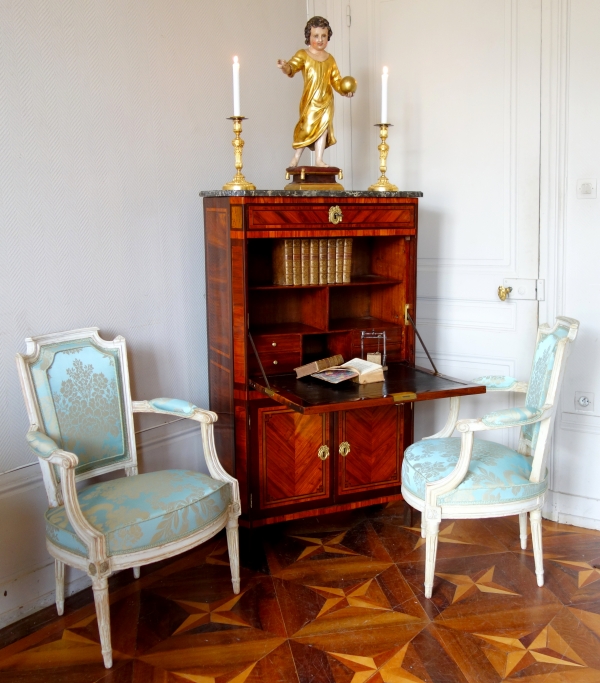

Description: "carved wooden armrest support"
423 396 461 440
26 431 78 468
132 401 239 506
26 431 107 561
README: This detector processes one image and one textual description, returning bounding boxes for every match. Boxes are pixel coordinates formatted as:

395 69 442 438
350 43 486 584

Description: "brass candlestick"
368 123 398 192
222 116 255 191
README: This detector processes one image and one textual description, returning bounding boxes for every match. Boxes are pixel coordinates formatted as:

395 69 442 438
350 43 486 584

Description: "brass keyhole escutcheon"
328 205 343 225
339 441 350 457
318 445 330 461
498 285 513 301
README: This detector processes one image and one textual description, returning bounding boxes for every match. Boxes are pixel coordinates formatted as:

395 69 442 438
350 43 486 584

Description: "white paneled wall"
0 0 306 627
541 0 600 529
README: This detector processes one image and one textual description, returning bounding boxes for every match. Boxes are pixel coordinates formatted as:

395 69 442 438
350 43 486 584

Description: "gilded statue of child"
277 16 355 168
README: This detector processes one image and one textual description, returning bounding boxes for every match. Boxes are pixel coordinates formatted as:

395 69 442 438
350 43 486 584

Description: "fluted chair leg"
226 514 240 594
55 560 65 616
519 512 528 549
133 566 140 579
92 577 113 668
530 508 545 587
424 520 440 599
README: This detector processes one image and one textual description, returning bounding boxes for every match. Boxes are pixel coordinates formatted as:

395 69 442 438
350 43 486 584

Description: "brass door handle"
339 441 350 457
328 205 343 224
498 285 512 301
318 445 330 461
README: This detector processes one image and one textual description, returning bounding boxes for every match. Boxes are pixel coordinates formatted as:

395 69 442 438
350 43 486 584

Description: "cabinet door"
258 408 331 512
336 405 402 499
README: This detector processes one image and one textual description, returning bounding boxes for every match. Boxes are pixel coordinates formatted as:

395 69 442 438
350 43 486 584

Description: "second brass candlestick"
222 116 256 191
368 123 398 192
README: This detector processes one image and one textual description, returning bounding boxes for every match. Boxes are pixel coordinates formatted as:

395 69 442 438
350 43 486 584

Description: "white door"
346 0 542 446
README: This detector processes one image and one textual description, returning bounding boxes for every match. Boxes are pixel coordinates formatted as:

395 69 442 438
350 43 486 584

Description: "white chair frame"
16 328 240 668
402 317 579 599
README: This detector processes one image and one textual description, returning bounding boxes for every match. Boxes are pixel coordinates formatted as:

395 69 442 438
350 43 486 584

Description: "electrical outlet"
575 392 595 412
576 178 597 199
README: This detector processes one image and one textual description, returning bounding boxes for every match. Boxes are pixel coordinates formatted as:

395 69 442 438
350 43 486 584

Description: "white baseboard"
0 560 91 630
543 489 600 531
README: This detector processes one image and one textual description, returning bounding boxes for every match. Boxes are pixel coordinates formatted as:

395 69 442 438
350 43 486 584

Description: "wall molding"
0 466 43 498
416 297 517 331
539 0 571 496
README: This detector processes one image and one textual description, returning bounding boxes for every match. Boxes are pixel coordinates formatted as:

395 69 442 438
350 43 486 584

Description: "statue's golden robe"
287 49 343 150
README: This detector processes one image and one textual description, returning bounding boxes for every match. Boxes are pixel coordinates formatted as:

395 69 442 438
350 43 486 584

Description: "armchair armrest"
472 375 528 392
456 404 552 433
26 430 78 468
26 430 107 561
132 399 239 506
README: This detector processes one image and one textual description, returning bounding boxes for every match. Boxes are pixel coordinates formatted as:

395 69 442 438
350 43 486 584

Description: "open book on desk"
311 358 385 385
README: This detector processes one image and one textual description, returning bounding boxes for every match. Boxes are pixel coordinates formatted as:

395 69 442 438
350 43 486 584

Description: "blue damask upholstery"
521 325 569 448
45 469 231 557
148 398 197 416
402 438 547 506
30 341 130 476
472 375 520 391
481 406 543 428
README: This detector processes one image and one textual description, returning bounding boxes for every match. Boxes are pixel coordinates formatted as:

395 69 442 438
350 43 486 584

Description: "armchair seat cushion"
45 469 231 557
402 438 547 506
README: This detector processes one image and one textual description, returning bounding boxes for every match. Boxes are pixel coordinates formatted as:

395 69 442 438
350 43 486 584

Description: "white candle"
381 66 389 123
232 56 241 116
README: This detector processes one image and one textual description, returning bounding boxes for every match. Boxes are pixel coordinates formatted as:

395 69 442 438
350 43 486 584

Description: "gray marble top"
200 190 423 198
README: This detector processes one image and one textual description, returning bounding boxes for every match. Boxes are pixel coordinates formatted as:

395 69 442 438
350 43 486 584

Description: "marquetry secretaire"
201 191 484 527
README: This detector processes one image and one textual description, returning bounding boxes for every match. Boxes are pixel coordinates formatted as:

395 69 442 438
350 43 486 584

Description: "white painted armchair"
401 317 579 598
16 328 240 668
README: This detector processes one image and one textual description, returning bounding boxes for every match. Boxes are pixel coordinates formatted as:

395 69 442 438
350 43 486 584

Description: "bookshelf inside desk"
202 192 484 526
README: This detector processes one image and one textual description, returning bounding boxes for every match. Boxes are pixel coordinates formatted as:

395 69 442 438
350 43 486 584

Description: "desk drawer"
247 203 415 230
249 352 301 375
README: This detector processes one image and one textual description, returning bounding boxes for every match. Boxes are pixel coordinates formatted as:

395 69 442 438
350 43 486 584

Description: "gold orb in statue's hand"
339 76 357 95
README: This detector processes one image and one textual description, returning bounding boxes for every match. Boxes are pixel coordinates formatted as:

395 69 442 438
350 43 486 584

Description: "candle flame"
383 66 388 74
233 55 239 64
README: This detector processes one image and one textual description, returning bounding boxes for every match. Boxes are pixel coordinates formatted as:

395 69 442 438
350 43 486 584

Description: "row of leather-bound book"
272 238 353 285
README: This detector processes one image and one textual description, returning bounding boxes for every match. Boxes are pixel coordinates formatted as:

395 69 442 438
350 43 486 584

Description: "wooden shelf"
250 322 326 336
328 317 404 333
249 275 402 290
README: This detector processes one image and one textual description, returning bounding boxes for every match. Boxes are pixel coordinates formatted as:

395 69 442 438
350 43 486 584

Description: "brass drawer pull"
339 441 350 457
318 445 330 461
328 205 343 225
272 342 277 347
272 360 278 365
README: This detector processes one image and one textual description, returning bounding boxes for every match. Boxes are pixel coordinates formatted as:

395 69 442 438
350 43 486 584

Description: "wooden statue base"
284 165 344 191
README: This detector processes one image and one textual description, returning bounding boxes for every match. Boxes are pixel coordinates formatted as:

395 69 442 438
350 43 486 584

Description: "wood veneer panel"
248 203 415 230
337 405 402 497
258 408 331 511
204 203 235 473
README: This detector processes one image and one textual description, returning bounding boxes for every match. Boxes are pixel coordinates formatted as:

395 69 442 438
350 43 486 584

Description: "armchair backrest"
521 316 579 456
16 328 138 505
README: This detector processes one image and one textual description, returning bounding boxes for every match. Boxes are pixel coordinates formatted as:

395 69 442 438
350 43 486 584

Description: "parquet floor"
2 503 600 682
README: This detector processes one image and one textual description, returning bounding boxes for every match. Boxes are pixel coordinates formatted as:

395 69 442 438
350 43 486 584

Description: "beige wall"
0 0 306 627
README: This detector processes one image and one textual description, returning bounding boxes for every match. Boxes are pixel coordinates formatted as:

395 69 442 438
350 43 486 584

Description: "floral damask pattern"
522 326 569 448
43 346 126 472
402 437 547 506
45 469 231 557
472 375 519 391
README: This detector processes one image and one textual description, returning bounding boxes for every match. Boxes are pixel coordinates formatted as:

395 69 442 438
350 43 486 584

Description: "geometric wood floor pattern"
2 502 600 682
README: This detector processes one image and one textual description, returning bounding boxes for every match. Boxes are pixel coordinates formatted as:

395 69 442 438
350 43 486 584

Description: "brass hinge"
250 494 253 508
392 392 417 403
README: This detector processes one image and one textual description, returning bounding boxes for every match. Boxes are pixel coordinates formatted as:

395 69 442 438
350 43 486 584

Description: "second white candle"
233 56 241 116
381 66 388 123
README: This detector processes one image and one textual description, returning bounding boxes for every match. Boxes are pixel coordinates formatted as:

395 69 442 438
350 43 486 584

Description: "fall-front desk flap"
249 362 486 414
